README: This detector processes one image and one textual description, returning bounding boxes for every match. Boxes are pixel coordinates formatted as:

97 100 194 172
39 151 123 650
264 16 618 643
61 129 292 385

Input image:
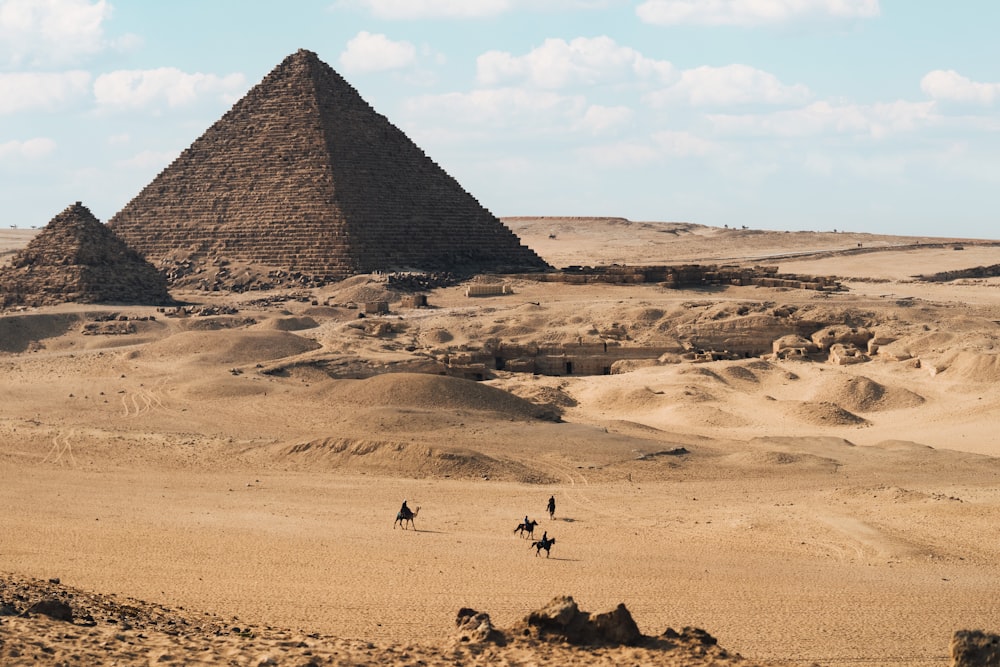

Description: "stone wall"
521 264 840 290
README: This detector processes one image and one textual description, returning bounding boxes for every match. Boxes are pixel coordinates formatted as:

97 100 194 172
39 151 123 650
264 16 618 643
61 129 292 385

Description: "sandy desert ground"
2 219 1000 666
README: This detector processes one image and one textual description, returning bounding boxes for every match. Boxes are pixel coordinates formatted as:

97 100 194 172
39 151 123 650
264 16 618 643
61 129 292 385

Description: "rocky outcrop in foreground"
5 574 989 666
0 574 780 666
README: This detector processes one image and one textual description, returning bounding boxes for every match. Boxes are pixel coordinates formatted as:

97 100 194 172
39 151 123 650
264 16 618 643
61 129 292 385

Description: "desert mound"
256 315 319 331
138 329 321 365
934 349 1000 383
322 273 400 305
783 400 870 426
316 372 559 421
0 312 82 353
276 437 556 482
814 375 925 412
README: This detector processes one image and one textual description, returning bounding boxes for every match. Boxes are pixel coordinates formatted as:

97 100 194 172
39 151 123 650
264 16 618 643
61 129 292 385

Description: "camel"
514 519 538 539
394 506 420 530
530 535 555 557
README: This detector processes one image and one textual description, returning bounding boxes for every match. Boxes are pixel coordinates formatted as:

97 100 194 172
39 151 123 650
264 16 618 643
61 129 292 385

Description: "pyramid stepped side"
303 54 548 275
109 52 355 280
108 49 549 283
0 202 171 308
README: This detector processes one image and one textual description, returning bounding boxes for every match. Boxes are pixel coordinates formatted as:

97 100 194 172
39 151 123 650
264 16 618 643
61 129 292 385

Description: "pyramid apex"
66 200 92 214
287 48 320 64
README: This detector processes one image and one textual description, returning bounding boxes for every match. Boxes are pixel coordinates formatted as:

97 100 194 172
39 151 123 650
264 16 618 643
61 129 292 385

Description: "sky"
1 0 998 239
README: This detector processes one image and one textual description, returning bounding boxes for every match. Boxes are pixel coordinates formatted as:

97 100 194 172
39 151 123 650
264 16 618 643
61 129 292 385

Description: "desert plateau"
3 218 1000 666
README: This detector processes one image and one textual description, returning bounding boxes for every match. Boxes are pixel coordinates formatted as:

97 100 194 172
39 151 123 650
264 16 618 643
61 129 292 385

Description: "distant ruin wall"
466 284 511 297
450 342 680 378
916 263 1000 282
513 264 840 290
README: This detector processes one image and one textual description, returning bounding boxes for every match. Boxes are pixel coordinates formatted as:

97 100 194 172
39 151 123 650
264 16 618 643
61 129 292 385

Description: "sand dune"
811 374 925 412
139 328 322 365
3 221 1000 666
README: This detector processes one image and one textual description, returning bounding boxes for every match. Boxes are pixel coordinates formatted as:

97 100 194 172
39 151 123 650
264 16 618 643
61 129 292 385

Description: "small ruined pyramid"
0 202 171 308
108 49 550 285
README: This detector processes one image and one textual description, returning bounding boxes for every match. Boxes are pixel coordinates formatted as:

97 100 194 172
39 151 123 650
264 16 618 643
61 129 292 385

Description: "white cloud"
574 104 633 134
404 87 587 130
636 0 880 26
921 70 1000 106
869 100 938 136
477 36 674 89
339 31 417 73
118 149 179 169
646 64 810 107
337 0 512 19
576 129 720 168
802 151 833 175
576 140 661 167
708 99 938 138
0 71 90 114
0 0 111 66
0 137 56 160
335 0 621 19
651 130 719 156
92 68 247 111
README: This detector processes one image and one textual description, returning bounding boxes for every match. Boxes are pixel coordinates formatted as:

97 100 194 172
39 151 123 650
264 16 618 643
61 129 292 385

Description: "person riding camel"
400 499 411 518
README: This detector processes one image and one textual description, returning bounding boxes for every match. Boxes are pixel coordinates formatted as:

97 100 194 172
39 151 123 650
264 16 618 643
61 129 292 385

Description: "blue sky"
2 0 998 238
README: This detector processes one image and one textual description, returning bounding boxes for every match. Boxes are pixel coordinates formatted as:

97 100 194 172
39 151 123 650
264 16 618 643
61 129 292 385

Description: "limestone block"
828 343 868 365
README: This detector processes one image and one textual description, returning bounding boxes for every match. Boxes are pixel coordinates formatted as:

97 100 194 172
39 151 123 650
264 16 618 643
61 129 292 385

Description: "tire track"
42 430 77 467
119 380 173 418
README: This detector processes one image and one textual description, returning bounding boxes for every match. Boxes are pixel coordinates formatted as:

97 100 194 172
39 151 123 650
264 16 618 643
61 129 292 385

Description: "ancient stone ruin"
0 202 171 308
531 263 841 290
108 49 550 287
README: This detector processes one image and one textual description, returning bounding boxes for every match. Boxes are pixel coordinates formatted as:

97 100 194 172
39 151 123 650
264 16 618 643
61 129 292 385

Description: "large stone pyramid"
0 202 171 308
108 49 550 284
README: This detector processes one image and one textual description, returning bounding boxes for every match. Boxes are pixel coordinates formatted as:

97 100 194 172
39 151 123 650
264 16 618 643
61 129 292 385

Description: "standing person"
547 495 556 520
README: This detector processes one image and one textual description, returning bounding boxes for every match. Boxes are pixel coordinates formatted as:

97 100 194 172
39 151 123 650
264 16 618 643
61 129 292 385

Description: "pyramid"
108 49 550 285
0 202 171 308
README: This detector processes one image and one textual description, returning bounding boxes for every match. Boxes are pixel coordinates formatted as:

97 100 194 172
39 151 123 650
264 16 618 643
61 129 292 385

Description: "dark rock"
526 595 581 631
523 596 643 646
454 607 503 644
663 626 718 645
591 603 642 646
26 598 73 622
951 630 1000 667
